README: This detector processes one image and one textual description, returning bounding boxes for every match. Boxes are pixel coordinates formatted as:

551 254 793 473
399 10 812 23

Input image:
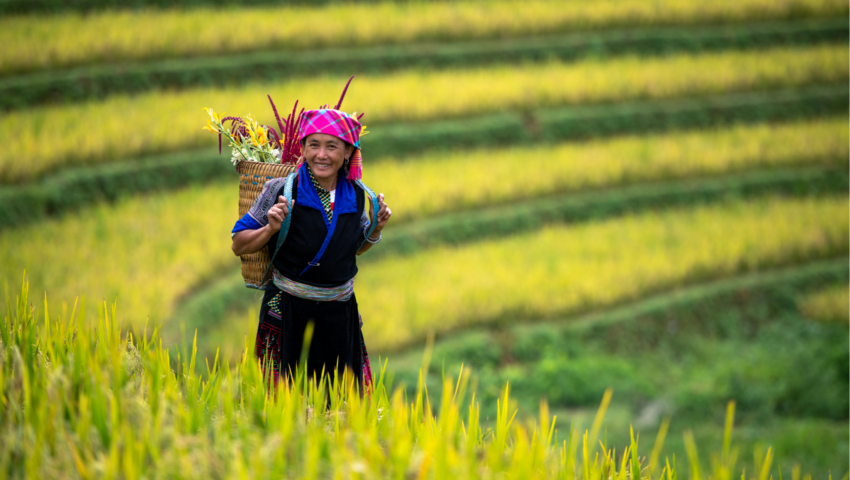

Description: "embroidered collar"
295 163 357 225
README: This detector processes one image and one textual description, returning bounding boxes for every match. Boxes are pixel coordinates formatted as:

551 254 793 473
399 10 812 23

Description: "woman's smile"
303 132 354 190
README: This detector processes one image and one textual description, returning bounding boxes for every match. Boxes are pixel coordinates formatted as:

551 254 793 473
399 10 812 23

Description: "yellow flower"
360 125 370 136
202 120 217 133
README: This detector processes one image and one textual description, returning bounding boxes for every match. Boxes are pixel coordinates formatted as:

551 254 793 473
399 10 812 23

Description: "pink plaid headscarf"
299 109 364 181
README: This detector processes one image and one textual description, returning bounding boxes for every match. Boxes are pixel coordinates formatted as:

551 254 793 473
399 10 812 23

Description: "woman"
230 108 391 389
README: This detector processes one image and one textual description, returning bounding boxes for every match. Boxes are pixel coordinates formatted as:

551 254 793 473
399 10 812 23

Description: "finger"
378 193 385 203
268 211 282 222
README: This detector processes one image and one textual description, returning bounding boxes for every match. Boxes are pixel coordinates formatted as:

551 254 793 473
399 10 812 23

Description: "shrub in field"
2 44 846 181
1 0 844 74
0 277 783 479
356 196 849 351
798 283 850 323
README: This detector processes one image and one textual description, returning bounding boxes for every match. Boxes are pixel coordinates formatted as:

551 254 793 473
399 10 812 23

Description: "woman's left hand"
374 193 392 233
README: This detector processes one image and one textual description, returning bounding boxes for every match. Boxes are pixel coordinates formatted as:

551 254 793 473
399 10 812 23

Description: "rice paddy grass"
1 120 845 329
2 44 846 182
0 182 237 324
1 0 843 75
0 279 785 479
370 118 848 223
353 196 848 351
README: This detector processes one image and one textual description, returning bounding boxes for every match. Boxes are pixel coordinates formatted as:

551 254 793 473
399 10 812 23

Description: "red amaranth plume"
267 95 287 141
277 100 306 165
334 76 355 110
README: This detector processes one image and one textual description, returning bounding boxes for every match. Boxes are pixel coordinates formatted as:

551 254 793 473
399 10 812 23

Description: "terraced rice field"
1 119 844 327
1 0 848 476
2 0 844 73
2 44 846 181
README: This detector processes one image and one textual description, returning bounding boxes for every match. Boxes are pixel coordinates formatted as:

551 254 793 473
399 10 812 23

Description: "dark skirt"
254 287 368 389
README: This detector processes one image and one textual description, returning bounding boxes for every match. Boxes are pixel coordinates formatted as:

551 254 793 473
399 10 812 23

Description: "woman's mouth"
315 162 332 169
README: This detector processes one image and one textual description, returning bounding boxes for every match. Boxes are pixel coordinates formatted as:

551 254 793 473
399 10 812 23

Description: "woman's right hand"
267 196 294 232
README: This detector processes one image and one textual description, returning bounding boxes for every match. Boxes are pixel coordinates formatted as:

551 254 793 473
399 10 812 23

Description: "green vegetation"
3 44 846 182
2 19 845 111
2 1 847 475
388 259 849 477
799 284 850 323
0 277 799 479
2 0 844 74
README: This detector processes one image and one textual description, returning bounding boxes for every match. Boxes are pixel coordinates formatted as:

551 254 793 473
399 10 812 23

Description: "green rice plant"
1 0 844 75
0 276 809 478
2 44 846 182
354 196 849 351
0 182 238 325
799 284 849 323
372 118 849 224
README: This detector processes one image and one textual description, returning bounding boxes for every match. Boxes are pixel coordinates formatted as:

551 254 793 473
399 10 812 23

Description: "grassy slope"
2 44 846 182
387 258 849 477
355 196 848 351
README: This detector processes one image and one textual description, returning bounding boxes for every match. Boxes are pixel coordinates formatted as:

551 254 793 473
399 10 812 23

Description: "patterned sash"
272 269 355 302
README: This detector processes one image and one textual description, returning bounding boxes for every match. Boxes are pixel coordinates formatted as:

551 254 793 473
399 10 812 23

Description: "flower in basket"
203 108 283 166
201 77 367 168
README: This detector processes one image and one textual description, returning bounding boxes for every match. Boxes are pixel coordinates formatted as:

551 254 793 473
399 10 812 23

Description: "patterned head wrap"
299 109 364 181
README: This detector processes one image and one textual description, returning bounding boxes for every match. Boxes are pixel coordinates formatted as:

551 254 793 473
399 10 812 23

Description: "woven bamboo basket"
236 160 300 288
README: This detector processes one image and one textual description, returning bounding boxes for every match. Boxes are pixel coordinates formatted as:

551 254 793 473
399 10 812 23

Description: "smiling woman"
230 107 392 391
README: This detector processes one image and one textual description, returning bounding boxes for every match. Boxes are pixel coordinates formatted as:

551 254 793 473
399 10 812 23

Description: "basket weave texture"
236 160 299 288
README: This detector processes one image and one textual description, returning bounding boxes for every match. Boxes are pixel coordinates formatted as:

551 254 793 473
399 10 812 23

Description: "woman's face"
303 133 354 184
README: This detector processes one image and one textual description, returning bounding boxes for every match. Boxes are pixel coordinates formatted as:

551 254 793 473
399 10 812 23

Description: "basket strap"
356 179 381 249
260 171 298 287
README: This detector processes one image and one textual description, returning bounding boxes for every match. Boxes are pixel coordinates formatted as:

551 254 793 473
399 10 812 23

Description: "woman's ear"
345 144 355 160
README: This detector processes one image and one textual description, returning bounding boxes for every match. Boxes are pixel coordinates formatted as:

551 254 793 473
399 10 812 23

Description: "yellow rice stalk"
1 44 846 182
355 196 849 351
1 0 844 74
0 287 789 478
